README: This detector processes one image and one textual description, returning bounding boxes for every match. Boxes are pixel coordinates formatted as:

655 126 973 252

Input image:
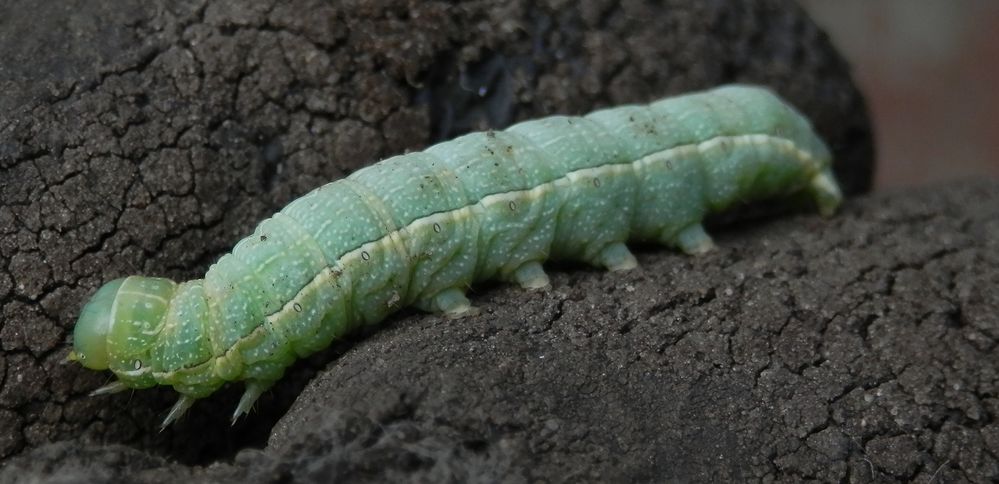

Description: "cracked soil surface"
7 0 991 483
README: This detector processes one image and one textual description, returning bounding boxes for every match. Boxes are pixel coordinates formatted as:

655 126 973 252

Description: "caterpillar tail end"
160 395 197 431
810 168 843 217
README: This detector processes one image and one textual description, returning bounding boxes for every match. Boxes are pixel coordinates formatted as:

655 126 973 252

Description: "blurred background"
800 0 999 188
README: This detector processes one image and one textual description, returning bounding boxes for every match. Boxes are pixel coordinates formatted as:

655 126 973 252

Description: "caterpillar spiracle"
68 85 843 428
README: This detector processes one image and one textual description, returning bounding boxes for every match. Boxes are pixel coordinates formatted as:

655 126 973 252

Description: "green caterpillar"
69 85 843 428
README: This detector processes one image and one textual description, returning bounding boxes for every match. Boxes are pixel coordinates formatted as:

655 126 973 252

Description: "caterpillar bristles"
160 395 196 431
231 381 271 425
89 380 128 397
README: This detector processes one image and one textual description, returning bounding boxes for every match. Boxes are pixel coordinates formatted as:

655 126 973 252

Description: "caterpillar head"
71 277 177 386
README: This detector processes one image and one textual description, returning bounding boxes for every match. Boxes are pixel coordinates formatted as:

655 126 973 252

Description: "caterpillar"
68 85 843 428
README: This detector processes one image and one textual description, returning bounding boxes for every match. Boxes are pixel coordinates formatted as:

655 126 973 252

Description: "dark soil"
0 0 942 481
6 181 999 482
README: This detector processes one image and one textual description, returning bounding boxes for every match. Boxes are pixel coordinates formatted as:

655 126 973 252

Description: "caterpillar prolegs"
69 85 843 428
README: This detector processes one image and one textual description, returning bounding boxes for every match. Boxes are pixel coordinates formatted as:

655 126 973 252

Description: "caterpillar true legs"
69 85 844 428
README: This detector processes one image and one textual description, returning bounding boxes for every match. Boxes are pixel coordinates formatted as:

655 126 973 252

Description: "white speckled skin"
70 84 842 426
